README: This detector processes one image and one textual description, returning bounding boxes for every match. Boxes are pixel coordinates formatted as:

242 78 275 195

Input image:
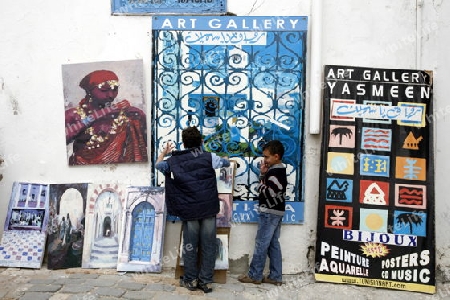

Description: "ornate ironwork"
152 29 306 202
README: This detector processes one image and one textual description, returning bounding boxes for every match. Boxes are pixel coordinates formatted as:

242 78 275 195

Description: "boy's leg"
248 212 278 281
267 215 283 282
198 216 216 285
182 220 200 284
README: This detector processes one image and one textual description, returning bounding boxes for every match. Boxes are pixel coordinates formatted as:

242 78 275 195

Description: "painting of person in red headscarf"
63 60 148 165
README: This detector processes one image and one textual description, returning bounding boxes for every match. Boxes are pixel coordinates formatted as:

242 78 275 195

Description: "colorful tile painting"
359 208 388 232
324 205 353 230
330 99 356 121
397 102 426 127
327 152 354 175
359 154 390 177
0 182 49 268
362 100 392 124
393 210 427 237
325 178 353 203
361 127 392 152
395 183 427 209
359 180 389 205
395 156 427 181
329 125 355 148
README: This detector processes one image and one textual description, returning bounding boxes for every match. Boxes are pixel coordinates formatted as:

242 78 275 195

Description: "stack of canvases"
0 182 166 272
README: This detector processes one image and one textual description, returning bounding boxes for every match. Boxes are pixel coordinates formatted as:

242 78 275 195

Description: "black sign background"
314 65 435 294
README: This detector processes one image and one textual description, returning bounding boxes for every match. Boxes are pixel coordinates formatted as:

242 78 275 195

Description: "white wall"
0 0 449 277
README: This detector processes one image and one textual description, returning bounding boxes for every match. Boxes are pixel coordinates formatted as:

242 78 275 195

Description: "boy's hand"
260 161 268 175
156 141 174 164
163 141 175 156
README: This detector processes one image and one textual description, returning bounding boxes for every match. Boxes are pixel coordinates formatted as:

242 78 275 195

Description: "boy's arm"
257 171 284 200
155 142 174 175
211 153 230 169
155 161 170 175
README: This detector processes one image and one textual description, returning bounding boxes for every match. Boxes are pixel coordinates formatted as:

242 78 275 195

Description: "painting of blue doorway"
117 186 166 272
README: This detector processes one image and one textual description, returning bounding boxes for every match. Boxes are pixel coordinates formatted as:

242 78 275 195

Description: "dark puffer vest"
165 148 219 221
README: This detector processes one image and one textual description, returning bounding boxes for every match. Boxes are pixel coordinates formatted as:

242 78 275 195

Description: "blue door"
129 202 155 261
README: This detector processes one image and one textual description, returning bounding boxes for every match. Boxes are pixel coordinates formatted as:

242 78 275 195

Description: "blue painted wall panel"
112 0 226 15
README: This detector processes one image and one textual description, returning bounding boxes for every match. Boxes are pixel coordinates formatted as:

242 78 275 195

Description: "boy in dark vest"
155 126 230 293
238 140 287 286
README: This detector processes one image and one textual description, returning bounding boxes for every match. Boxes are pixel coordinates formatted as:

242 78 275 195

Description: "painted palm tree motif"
331 127 353 145
396 212 423 234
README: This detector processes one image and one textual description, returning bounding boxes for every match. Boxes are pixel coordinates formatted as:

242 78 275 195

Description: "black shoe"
198 281 213 293
262 276 282 286
179 276 198 291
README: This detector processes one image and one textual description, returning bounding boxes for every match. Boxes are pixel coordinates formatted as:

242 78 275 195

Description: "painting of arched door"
129 202 155 261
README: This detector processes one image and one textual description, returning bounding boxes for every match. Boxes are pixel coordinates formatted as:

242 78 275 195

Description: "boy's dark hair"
182 126 202 148
263 140 285 159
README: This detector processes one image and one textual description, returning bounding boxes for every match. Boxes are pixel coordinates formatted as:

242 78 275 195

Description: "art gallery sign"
314 65 435 294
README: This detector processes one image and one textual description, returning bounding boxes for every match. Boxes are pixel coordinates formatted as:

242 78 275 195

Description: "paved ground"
1 266 450 300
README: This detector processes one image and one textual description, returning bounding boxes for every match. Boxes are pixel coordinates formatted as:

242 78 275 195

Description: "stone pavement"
1 266 450 300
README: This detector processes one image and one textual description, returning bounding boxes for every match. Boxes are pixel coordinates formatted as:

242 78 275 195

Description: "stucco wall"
0 0 449 278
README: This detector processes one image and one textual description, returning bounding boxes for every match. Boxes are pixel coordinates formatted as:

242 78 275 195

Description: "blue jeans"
182 216 216 284
248 212 283 281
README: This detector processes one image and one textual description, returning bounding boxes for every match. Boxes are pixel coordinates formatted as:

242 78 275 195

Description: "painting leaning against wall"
151 16 308 224
117 186 166 273
46 183 88 270
82 183 127 269
0 182 50 268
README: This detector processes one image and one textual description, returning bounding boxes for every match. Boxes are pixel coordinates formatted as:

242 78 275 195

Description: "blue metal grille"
152 28 306 203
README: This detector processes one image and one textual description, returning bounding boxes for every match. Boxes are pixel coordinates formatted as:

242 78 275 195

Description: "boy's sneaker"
262 276 282 286
197 281 213 293
179 276 198 291
237 274 262 284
